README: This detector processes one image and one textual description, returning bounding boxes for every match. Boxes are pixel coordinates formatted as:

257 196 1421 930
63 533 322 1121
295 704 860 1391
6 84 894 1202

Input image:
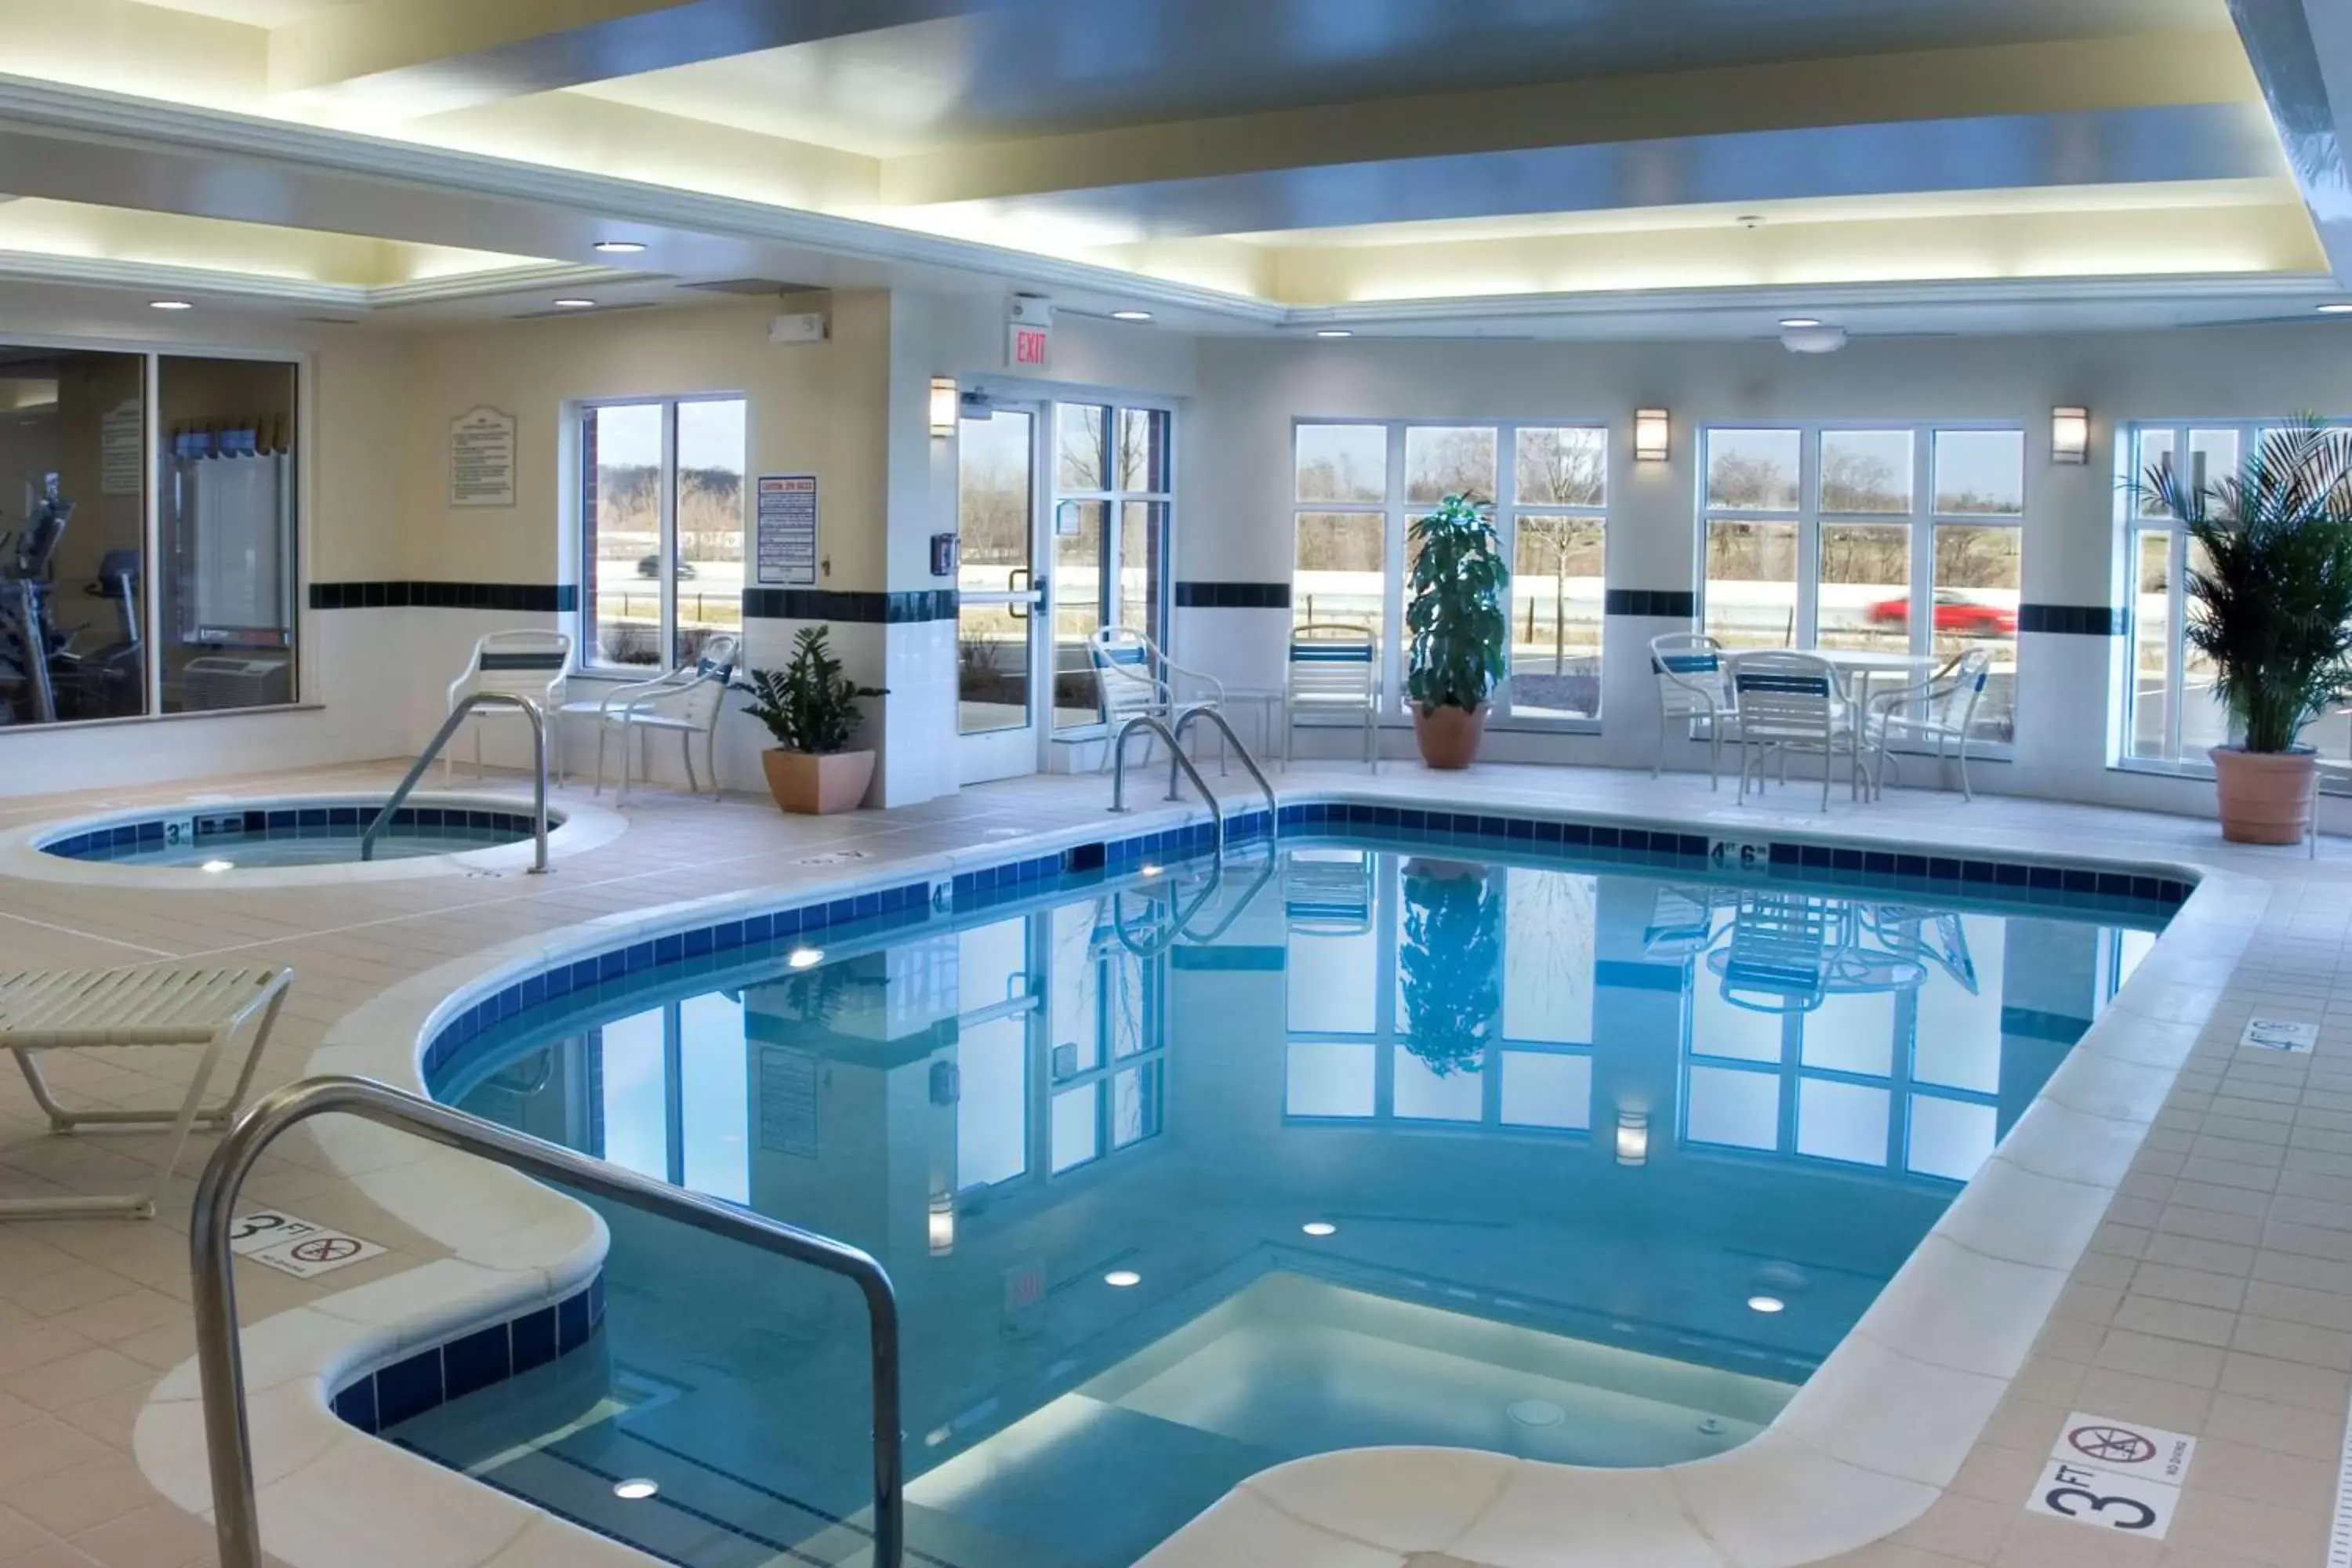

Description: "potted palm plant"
1397 859 1501 1075
742 626 887 815
1405 492 1511 768
2142 418 2352 843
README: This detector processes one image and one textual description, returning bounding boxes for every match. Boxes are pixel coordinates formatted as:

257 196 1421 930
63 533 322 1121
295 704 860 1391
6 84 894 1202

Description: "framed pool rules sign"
757 474 818 586
450 406 517 508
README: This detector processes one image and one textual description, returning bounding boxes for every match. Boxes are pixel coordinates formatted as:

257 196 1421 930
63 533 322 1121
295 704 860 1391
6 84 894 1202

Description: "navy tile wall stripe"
741 588 957 622
309 582 577 613
333 1275 604 1437
1175 581 1291 610
1605 589 1697 619
2020 604 2126 636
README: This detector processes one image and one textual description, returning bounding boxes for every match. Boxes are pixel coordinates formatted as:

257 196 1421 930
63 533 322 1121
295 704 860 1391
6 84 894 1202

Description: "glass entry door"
958 407 1048 783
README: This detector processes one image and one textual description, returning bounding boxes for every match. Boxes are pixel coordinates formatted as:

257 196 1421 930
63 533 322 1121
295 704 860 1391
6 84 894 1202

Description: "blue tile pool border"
40 804 554 862
332 1271 604 1436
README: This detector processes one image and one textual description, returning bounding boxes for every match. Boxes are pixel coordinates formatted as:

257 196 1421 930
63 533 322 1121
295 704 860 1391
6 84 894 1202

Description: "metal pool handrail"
1109 714 1222 856
190 1076 905 1568
1172 704 1279 844
360 692 550 872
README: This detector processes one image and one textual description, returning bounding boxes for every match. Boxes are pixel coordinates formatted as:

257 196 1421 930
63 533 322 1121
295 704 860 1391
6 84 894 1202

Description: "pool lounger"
0 966 293 1218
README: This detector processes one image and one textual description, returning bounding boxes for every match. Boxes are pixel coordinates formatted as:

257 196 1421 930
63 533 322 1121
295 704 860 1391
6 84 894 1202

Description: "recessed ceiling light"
199 859 234 873
612 1479 659 1501
551 297 598 309
593 241 647 255
1111 309 1153 322
1301 1221 1337 1237
1104 1269 1142 1288
1746 1294 1786 1315
1778 318 1822 328
2320 303 2352 314
149 299 193 311
787 947 824 970
1315 328 1353 339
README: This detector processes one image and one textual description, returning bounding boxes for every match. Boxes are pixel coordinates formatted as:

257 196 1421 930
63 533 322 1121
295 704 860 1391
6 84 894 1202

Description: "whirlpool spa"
382 809 2177 1568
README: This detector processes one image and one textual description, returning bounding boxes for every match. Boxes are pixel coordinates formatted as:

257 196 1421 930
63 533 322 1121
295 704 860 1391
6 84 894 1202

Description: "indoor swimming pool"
397 826 2169 1568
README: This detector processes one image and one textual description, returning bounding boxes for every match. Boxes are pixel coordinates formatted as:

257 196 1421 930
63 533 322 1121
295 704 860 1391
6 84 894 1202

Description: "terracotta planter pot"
2209 746 2315 844
762 749 875 815
1411 703 1487 770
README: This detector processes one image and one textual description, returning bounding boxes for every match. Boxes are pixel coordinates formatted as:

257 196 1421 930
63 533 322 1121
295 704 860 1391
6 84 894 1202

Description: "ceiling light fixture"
613 1479 659 1501
787 947 825 970
1315 328 1353 339
1110 309 1153 322
2320 303 2352 314
551 297 598 310
593 241 647 255
1301 1221 1337 1237
1777 318 1821 329
1104 1269 1142 1288
1746 1294 1786 1315
149 299 193 311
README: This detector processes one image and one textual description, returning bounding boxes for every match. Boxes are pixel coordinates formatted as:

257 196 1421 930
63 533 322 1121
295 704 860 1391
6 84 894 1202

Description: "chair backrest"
1288 622 1377 708
1732 652 1839 742
1283 850 1374 935
1934 648 1994 731
671 633 741 728
1712 893 1842 1014
1650 633 1728 717
1090 626 1167 725
458 630 571 708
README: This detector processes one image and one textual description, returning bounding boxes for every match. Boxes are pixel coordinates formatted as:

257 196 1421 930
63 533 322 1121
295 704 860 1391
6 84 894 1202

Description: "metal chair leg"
681 731 698 796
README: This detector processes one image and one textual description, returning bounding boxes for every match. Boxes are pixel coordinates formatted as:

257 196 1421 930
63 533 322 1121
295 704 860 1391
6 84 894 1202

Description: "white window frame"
1694 421 2025 750
575 391 745 673
1048 400 1176 735
1288 417 1610 731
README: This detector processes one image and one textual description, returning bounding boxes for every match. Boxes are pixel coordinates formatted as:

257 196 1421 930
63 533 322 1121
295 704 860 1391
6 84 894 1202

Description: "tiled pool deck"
0 757 2343 1567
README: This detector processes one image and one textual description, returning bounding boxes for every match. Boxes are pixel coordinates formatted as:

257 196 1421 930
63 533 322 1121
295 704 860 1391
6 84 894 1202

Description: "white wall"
1178 321 2352 819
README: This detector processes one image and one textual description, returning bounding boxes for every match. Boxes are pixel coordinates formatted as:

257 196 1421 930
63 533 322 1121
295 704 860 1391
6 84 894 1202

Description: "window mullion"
659 401 680 670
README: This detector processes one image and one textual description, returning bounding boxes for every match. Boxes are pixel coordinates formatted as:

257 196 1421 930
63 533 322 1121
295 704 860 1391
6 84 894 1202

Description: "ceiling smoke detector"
1780 323 1848 354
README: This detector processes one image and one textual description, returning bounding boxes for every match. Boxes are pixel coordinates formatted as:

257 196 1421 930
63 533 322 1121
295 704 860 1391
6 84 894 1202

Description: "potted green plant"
2141 417 2352 843
742 626 887 815
1397 859 1501 1075
1405 492 1510 768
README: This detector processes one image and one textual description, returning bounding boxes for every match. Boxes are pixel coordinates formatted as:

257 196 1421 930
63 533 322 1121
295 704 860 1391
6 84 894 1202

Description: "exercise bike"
0 502 144 724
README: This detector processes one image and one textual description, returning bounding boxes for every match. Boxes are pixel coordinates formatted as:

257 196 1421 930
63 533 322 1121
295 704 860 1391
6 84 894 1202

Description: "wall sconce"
1615 1109 1650 1167
929 377 958 438
1634 408 1671 463
2052 406 2089 465
927 1192 956 1256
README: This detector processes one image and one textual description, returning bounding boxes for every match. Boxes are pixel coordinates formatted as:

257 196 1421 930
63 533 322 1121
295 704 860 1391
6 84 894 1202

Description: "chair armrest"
598 673 678 717
1167 660 1225 704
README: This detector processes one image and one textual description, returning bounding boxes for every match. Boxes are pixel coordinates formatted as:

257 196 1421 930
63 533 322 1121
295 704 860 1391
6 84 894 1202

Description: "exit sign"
1009 321 1051 369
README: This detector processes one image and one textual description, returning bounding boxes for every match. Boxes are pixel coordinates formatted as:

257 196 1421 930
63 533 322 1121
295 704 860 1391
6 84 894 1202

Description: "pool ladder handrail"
1107 708 1279 859
1109 842 1277 958
190 1075 906 1568
360 691 550 872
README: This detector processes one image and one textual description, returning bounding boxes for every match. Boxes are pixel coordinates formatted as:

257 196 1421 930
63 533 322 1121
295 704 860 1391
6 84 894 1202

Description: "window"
579 395 746 668
1051 402 1171 730
0 344 300 727
1699 424 2023 743
1291 419 1609 724
2119 421 2343 766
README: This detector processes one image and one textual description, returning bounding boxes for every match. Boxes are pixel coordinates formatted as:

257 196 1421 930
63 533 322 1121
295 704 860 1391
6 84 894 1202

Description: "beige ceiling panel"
880 34 2259 207
0 0 266 110
0 196 557 285
1266 201 2326 305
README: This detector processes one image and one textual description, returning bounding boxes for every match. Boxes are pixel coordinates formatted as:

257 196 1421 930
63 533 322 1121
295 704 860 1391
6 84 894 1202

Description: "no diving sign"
229 1210 387 1279
2025 1412 2197 1540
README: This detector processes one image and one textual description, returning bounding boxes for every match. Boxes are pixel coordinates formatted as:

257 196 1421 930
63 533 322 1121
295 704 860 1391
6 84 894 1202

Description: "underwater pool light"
200 859 235 873
1301 1221 1337 1237
1104 1269 1142 1288
613 1479 659 1501
1140 863 1163 878
1746 1294 1786 1315
787 947 824 969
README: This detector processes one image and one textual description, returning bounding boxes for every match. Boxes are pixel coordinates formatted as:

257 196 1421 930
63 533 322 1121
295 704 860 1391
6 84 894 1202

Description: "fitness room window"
1291 419 1608 725
0 345 298 729
2118 423 2332 769
579 395 747 669
1699 424 2024 744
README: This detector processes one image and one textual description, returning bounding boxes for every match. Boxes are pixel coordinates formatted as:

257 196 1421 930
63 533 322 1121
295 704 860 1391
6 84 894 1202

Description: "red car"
1867 590 2016 636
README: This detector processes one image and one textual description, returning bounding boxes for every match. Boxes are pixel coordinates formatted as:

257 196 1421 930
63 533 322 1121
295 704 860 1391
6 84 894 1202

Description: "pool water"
408 834 2163 1568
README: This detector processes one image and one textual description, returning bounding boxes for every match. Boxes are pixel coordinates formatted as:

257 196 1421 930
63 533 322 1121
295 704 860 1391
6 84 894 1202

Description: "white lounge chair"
1284 623 1379 771
1733 651 1862 810
446 630 572 782
1650 633 1738 787
0 967 292 1218
1864 647 1993 801
1090 626 1225 771
562 633 740 801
